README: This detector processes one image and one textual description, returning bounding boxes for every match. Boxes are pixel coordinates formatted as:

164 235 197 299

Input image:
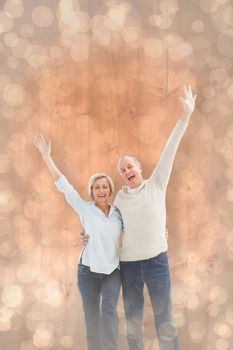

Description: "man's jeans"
78 265 121 350
120 252 179 350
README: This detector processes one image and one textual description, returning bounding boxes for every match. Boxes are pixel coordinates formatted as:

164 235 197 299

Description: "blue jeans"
120 252 179 350
78 265 121 350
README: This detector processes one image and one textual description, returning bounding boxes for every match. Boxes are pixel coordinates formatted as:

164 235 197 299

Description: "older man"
82 86 196 350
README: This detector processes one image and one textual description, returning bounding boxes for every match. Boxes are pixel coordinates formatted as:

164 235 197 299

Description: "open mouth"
128 175 135 181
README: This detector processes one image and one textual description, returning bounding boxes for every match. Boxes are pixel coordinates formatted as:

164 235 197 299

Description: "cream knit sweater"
114 119 188 261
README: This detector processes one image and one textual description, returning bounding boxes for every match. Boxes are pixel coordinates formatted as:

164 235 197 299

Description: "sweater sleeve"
54 175 87 216
149 119 188 190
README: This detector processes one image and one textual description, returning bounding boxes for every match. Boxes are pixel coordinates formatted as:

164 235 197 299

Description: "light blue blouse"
55 175 123 274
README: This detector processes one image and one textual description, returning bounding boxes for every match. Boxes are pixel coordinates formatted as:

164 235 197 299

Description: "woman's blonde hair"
88 172 115 199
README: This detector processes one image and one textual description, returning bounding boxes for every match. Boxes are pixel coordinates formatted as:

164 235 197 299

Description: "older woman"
33 135 123 350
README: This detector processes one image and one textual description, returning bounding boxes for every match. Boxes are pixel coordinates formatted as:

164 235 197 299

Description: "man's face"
118 156 144 188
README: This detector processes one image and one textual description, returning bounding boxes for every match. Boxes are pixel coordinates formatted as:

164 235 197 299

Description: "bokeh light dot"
32 6 54 27
11 38 31 59
217 30 233 58
14 104 32 122
20 340 37 350
216 339 229 350
7 56 19 69
72 11 90 33
160 0 179 15
0 11 14 33
227 84 233 100
202 86 216 99
220 57 232 71
188 322 206 342
4 32 18 47
192 19 205 32
61 335 74 348
25 45 48 68
206 55 219 68
209 68 228 88
207 303 220 317
209 286 228 305
201 100 214 113
122 26 140 43
2 284 24 308
8 133 27 152
144 38 164 58
104 4 127 31
16 230 37 251
185 294 199 310
25 310 45 332
0 267 16 288
0 187 17 214
200 0 218 13
4 0 24 18
0 316 11 331
0 74 10 91
0 240 17 258
0 217 12 237
150 14 174 30
214 322 232 338
226 305 233 326
17 264 38 283
3 84 26 106
222 5 233 26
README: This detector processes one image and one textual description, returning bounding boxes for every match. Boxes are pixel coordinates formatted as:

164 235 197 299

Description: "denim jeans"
120 252 179 350
78 265 121 350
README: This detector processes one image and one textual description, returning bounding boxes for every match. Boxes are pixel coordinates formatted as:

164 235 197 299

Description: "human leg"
101 268 121 350
78 264 101 350
145 253 179 350
120 261 144 350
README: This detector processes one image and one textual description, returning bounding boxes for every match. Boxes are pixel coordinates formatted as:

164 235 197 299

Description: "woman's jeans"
78 265 121 350
120 252 179 350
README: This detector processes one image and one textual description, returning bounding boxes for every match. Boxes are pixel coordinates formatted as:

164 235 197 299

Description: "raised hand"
179 85 196 120
33 134 51 158
33 134 62 179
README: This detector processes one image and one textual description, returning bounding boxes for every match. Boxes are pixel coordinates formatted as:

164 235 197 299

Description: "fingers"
183 85 197 101
33 134 41 147
184 85 189 98
80 234 89 246
33 134 48 148
80 229 89 245
40 133 46 144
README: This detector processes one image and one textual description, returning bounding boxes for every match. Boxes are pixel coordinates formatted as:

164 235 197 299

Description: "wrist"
180 112 191 123
42 153 51 161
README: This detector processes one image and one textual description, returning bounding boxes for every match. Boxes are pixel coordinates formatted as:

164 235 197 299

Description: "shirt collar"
123 180 147 194
89 201 117 217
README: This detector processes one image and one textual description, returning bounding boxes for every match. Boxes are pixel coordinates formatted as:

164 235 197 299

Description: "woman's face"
92 177 111 205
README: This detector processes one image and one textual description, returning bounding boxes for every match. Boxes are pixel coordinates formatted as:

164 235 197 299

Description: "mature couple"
33 86 196 350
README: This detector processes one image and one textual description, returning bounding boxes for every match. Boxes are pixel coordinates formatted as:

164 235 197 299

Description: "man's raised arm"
151 85 196 189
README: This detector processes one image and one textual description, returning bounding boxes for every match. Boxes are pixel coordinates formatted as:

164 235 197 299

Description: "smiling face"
91 177 111 205
118 156 144 188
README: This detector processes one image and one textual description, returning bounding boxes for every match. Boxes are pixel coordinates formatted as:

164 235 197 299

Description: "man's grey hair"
118 155 141 172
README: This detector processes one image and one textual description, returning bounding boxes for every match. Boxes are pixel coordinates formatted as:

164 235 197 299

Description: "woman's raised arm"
33 134 62 180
